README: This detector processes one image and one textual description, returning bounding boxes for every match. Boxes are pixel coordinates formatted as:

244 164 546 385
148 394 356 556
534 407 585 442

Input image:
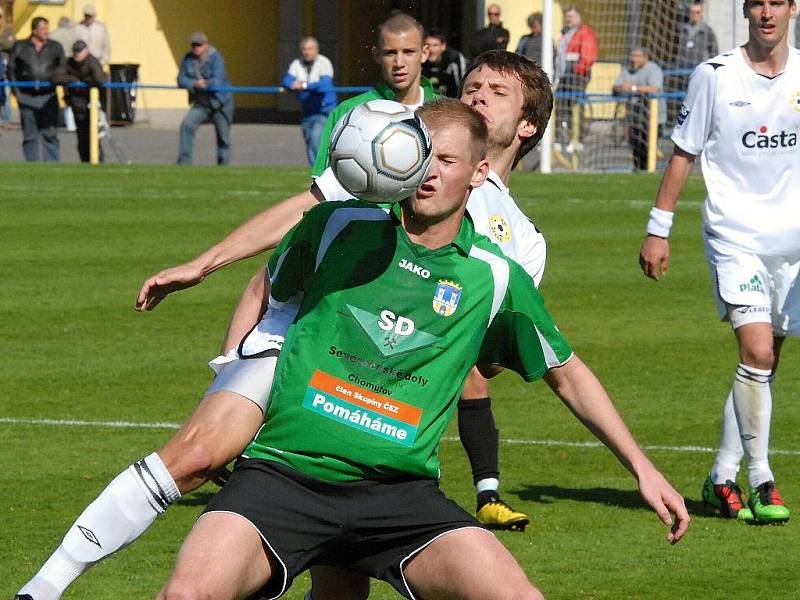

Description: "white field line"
2 417 799 457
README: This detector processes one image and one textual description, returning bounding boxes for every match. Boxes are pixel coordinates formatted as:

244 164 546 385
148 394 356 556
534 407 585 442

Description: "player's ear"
420 43 430 62
372 45 381 64
470 158 489 188
517 119 537 141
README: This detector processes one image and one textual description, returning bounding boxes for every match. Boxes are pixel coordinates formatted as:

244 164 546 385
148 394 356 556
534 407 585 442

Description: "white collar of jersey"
485 169 507 194
408 86 425 110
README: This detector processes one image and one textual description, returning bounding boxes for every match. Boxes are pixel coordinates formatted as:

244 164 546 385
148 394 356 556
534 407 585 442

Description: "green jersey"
244 201 573 482
311 77 439 177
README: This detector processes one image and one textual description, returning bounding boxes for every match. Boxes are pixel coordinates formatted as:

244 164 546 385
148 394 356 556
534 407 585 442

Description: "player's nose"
471 86 487 105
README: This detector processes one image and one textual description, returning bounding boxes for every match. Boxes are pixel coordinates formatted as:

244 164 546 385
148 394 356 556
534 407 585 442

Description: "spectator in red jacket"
554 6 598 154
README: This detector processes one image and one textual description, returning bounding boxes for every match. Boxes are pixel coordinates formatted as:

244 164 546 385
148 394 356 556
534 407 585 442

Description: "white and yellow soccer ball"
328 99 432 203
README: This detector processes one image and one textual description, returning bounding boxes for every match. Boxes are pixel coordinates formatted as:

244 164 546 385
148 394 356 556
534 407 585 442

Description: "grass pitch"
1 164 798 599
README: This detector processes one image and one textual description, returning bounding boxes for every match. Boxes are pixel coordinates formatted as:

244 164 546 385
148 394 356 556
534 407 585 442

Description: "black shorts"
204 459 482 599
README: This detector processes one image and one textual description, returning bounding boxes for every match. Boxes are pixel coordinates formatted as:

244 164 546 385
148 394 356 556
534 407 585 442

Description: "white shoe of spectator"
553 142 563 152
565 142 584 154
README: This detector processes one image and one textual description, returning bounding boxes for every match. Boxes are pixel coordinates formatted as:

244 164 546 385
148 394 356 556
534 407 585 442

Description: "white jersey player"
639 0 797 524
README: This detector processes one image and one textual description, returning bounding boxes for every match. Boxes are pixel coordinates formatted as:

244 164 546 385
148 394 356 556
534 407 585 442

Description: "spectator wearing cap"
177 32 234 166
470 4 509 58
8 16 66 161
63 39 106 162
281 36 337 166
75 4 110 67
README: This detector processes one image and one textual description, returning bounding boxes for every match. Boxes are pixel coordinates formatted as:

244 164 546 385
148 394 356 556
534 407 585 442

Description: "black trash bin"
108 63 139 125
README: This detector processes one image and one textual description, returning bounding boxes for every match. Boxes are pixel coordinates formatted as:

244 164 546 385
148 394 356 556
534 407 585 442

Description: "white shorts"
705 235 800 336
206 349 279 413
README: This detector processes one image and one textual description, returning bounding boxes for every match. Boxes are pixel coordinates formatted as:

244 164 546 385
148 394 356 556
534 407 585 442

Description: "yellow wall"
12 0 279 110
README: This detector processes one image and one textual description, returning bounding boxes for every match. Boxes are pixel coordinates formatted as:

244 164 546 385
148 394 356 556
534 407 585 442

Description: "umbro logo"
77 525 102 548
729 101 751 107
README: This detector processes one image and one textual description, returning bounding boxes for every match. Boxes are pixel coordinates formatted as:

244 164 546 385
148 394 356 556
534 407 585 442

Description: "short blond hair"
417 99 488 164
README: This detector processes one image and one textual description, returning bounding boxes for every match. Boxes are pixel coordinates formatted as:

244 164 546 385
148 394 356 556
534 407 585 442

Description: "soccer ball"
328 99 432 203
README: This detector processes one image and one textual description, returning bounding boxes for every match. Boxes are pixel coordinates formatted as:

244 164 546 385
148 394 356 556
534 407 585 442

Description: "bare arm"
135 189 318 311
544 356 690 544
638 146 695 280
220 266 269 354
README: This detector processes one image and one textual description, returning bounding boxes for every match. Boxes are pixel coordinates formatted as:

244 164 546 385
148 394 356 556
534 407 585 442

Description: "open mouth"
416 183 436 198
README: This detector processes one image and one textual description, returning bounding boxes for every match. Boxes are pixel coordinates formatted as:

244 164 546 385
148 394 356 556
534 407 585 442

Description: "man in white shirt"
74 4 109 67
639 0 798 524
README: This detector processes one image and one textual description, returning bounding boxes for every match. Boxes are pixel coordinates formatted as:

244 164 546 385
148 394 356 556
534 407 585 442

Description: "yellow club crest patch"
792 91 800 113
489 215 512 244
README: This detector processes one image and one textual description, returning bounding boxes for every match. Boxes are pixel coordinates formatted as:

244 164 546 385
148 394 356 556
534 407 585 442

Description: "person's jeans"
178 103 233 166
0 90 10 125
19 96 60 162
301 112 328 166
555 72 589 146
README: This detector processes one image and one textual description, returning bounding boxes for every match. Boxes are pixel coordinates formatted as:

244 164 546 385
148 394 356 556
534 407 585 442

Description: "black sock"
457 396 499 489
477 489 501 510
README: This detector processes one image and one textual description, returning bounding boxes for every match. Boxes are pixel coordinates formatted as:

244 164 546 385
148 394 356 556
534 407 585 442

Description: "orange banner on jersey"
309 370 422 426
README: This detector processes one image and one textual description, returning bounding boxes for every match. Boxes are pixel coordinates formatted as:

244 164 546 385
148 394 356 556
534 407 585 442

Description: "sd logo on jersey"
433 279 462 317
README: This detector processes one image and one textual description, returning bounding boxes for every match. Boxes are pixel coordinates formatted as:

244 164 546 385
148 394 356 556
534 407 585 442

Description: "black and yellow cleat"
476 494 529 531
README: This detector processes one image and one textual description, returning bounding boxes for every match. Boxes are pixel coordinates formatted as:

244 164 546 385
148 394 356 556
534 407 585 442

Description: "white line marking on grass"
3 417 799 457
0 417 181 429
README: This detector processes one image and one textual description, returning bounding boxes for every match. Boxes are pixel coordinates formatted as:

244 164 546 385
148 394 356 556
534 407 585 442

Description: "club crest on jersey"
792 91 800 113
676 104 689 126
489 215 512 244
433 279 462 317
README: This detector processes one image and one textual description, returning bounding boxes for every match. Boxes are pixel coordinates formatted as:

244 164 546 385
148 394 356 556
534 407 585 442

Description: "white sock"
732 364 774 488
710 390 744 484
17 453 180 599
475 477 500 494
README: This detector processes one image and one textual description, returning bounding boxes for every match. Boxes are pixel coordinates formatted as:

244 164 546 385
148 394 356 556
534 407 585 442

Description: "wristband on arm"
646 207 674 238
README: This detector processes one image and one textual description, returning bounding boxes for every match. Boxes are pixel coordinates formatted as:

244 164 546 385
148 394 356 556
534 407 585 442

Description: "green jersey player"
158 99 689 600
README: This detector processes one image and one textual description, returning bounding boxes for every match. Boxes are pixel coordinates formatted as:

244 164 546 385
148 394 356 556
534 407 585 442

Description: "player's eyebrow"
487 81 511 91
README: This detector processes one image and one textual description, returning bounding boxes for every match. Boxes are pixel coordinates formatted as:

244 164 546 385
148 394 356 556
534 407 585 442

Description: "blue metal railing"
0 80 373 94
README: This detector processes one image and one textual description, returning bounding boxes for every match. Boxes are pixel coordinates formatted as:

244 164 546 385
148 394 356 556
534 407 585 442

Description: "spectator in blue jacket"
282 36 336 165
177 32 234 166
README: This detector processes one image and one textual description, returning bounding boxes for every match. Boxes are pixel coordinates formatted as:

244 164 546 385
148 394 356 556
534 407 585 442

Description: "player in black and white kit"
640 0 798 523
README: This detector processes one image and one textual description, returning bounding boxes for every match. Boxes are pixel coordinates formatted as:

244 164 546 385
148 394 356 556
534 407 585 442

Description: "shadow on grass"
514 484 706 514
176 490 216 507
